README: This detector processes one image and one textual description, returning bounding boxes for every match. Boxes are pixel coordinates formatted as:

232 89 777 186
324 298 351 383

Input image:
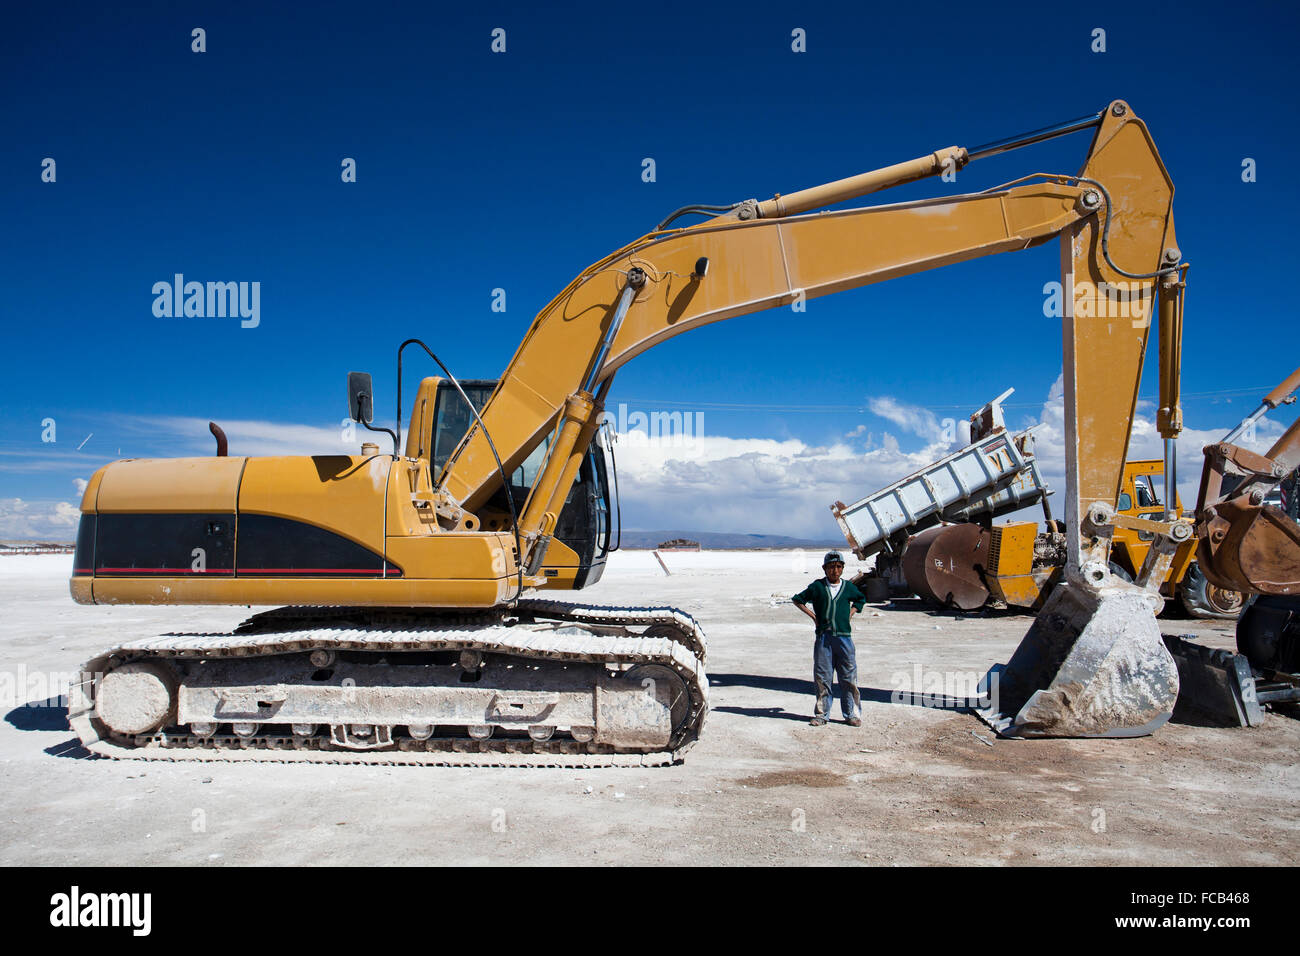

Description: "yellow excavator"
67 100 1297 761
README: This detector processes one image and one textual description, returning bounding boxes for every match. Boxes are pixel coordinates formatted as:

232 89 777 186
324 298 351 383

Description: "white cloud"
0 498 80 540
614 432 956 537
610 377 1292 538
116 414 364 457
867 396 944 441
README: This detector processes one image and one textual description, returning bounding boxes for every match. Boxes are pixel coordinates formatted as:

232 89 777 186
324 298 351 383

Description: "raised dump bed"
831 390 1050 559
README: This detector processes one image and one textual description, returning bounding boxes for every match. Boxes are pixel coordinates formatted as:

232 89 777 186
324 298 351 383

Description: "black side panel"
237 513 397 577
94 513 235 575
72 515 96 576
572 551 607 589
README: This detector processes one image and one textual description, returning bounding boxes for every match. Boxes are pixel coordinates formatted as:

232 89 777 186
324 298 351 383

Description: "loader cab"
1117 461 1181 525
1130 476 1159 509
427 379 614 590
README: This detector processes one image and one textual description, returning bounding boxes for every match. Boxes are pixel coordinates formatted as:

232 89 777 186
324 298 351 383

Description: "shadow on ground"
45 738 96 759
886 598 1026 620
6 697 70 731
711 705 809 722
4 698 96 759
707 673 978 714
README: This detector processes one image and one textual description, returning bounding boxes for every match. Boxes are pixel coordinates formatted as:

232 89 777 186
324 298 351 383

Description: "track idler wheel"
95 661 177 735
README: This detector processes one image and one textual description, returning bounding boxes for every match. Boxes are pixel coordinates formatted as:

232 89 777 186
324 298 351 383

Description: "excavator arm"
442 102 1183 594
440 178 1083 513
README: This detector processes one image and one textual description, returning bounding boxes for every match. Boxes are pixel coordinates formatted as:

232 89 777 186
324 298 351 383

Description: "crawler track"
69 602 708 767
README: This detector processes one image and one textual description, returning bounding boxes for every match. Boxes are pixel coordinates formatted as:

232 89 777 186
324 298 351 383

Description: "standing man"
792 551 867 726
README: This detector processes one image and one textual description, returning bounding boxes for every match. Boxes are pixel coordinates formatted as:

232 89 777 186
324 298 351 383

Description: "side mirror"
347 371 374 424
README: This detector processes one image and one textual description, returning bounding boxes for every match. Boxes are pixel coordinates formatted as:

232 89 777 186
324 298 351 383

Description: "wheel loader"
67 100 1299 761
1173 367 1300 726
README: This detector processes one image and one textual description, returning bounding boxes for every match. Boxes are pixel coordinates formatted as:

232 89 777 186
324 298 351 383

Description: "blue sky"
2 0 1296 538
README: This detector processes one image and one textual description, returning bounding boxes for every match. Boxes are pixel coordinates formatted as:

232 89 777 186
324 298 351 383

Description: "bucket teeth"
976 583 1179 738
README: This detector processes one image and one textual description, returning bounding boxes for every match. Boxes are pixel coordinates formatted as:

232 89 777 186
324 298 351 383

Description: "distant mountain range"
617 530 844 550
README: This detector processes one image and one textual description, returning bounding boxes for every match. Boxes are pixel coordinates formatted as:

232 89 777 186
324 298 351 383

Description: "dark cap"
823 550 845 566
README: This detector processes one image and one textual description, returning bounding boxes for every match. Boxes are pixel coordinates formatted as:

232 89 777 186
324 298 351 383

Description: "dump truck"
831 388 1053 606
67 100 1295 757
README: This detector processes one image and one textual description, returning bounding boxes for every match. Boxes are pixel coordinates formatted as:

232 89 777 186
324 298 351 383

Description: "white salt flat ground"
0 550 1295 866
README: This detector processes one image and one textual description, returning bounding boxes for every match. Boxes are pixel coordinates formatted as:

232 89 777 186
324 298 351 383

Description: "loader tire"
1179 561 1244 620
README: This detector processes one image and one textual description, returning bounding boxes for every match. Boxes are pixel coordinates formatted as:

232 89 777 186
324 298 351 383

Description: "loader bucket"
976 582 1179 737
1162 635 1263 728
1197 501 1300 596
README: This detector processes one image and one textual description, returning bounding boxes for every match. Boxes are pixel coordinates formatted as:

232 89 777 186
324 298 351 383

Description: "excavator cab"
421 378 614 590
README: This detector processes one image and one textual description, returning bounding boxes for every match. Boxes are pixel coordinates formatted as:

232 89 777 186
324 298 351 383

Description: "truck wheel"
1180 561 1245 620
862 575 890 602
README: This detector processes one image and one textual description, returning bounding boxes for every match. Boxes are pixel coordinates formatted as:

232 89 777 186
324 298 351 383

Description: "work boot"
846 717 862 727
809 716 827 726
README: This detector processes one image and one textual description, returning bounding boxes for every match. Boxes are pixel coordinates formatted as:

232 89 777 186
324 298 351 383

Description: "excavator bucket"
976 583 1179 737
1195 402 1300 597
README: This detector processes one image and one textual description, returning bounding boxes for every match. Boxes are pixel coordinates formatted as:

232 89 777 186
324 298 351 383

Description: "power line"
615 384 1278 413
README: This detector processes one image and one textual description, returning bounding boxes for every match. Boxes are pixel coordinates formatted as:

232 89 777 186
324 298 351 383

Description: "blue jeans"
814 632 860 720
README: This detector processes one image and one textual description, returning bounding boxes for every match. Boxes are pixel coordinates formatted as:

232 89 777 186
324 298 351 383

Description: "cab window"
1133 475 1161 509
431 383 495 475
